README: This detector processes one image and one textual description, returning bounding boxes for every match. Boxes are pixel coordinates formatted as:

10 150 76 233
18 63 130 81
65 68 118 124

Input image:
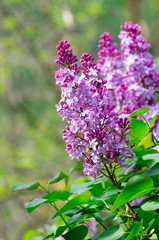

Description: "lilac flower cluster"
55 40 133 178
97 22 159 138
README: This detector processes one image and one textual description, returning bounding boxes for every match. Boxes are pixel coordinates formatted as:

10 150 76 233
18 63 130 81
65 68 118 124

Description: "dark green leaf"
92 225 124 240
55 226 67 238
146 162 159 176
111 175 154 211
126 220 143 240
48 171 68 185
11 182 40 192
63 225 88 240
129 108 149 117
52 192 91 219
129 119 149 140
135 159 154 169
67 213 85 225
143 219 155 234
64 207 80 217
141 196 159 211
42 233 54 240
135 208 158 226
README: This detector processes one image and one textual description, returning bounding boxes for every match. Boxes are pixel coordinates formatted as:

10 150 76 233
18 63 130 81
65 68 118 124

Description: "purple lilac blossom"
87 219 97 237
97 21 159 139
55 41 133 178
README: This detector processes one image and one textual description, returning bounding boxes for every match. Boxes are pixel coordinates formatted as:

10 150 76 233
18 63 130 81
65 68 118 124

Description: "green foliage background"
1 0 159 239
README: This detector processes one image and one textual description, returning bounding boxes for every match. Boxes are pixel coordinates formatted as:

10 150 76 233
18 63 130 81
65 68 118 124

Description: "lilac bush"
12 22 159 240
55 22 159 178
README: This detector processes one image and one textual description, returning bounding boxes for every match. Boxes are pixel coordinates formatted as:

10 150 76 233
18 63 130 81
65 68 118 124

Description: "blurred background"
1 0 159 239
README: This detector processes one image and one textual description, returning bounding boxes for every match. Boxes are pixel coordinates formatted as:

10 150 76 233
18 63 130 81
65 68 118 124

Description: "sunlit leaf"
129 108 149 117
129 119 149 140
111 175 154 211
52 192 91 219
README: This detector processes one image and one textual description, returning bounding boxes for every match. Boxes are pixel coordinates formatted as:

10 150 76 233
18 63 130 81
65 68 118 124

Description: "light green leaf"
143 154 159 161
111 175 154 211
141 196 159 211
22 229 37 240
70 182 93 194
11 182 40 192
129 119 149 140
52 192 91 219
138 133 155 149
92 225 124 240
126 220 143 240
129 108 149 117
149 114 157 128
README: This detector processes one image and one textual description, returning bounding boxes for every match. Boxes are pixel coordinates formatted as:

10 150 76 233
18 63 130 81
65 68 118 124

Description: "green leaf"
143 154 159 161
141 196 159 211
143 219 155 234
52 192 91 219
135 208 158 226
70 182 93 194
129 108 149 117
43 190 72 202
68 164 83 176
42 233 54 240
132 146 156 158
55 226 68 238
135 159 154 169
89 182 104 197
149 114 157 128
48 171 68 185
11 182 40 192
92 225 124 240
111 175 154 211
126 220 143 240
129 138 139 147
63 225 88 240
138 133 155 149
67 213 85 225
24 198 47 213
22 229 37 240
129 119 149 140
102 213 117 222
146 162 159 176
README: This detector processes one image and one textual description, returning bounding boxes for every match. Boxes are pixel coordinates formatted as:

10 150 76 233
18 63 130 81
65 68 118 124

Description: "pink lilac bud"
55 40 78 68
